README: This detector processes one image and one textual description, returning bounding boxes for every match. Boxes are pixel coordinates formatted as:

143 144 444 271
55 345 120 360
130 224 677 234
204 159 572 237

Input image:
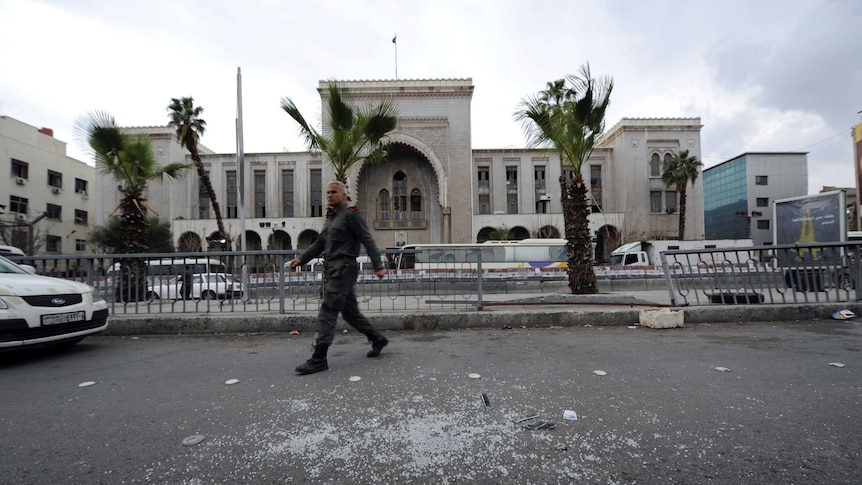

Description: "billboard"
855 123 862 230
773 190 846 265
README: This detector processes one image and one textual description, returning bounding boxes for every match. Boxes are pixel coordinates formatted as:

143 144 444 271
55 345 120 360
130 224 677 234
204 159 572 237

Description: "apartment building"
0 116 95 255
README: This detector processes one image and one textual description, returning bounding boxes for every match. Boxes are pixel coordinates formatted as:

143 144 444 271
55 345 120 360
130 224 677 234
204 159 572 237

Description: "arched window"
378 189 390 221
650 153 661 177
393 172 407 220
664 152 673 172
410 189 422 220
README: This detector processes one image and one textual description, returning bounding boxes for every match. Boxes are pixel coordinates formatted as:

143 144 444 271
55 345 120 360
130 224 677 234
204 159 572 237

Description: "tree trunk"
188 142 230 249
678 188 688 240
117 191 148 301
561 174 598 294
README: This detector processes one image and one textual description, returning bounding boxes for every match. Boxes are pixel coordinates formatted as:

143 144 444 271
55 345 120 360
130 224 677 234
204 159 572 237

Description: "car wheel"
202 290 216 301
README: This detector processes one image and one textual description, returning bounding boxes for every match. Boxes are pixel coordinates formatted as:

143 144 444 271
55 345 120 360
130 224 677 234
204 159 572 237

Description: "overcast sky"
2 0 860 195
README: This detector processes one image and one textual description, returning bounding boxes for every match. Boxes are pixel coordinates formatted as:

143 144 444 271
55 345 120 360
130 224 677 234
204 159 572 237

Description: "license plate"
41 311 86 325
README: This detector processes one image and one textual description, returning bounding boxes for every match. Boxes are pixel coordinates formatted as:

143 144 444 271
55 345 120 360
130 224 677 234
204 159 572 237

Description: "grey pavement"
1 322 860 484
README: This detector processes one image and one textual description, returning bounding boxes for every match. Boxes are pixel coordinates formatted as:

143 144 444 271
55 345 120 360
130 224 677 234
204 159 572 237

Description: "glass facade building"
703 156 749 239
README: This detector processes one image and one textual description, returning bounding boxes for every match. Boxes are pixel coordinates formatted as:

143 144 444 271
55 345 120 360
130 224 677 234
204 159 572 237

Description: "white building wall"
0 116 95 255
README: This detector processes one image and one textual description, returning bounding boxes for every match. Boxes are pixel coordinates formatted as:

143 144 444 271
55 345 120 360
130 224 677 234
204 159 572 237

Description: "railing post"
475 250 484 310
660 251 677 307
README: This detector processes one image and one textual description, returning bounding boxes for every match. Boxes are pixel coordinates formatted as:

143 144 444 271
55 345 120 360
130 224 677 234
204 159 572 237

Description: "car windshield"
0 255 28 274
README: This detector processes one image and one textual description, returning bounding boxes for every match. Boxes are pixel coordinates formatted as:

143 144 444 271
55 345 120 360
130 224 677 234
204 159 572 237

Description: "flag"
392 35 397 44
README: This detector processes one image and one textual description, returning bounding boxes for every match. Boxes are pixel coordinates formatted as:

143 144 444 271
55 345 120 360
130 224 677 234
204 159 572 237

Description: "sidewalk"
102 285 862 336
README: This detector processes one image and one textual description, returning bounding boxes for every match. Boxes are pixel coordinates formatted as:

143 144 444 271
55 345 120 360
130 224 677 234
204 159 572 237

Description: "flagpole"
392 34 398 79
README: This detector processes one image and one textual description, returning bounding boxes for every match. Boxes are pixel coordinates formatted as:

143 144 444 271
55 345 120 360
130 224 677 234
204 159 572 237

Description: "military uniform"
294 204 388 372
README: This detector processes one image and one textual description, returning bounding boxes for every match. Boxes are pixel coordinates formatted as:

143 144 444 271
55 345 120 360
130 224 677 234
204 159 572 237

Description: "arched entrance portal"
268 230 292 251
355 142 442 246
595 225 620 264
297 230 319 250
178 232 202 252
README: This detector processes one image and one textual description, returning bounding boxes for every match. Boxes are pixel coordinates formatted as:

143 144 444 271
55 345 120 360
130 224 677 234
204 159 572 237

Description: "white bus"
107 257 227 281
394 239 568 271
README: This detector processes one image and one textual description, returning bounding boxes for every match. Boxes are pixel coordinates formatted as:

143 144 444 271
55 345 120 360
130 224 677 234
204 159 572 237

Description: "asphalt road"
1 321 860 484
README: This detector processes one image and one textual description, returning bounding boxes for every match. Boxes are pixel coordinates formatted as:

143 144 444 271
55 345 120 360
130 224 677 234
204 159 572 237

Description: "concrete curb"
102 301 862 336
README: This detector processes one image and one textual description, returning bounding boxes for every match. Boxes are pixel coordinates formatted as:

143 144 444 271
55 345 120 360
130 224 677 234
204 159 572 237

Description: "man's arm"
349 211 386 276
288 232 325 269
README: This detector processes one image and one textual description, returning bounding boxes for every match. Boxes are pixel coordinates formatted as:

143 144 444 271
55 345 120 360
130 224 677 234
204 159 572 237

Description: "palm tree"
515 63 613 294
280 82 398 187
167 97 230 249
661 149 703 240
75 111 189 300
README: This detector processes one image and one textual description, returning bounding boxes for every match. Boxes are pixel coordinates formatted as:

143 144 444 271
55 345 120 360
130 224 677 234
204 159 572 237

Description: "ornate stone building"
93 78 705 260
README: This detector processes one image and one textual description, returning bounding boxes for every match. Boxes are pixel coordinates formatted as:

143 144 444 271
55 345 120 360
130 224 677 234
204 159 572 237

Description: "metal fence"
661 241 862 307
9 249 575 315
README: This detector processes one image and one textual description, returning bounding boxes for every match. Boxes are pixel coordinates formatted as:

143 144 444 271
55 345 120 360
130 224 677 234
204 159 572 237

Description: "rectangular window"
10 195 28 214
756 197 769 207
506 166 518 188
665 191 678 214
534 166 546 191
74 209 88 225
310 169 322 217
478 193 490 215
590 165 602 211
46 203 62 220
75 239 87 251
47 170 62 188
226 171 238 218
198 171 210 219
755 175 768 185
254 170 266 218
507 192 518 214
562 168 574 181
282 169 294 217
11 159 28 179
74 178 88 194
757 219 770 230
477 167 489 189
650 191 662 213
46 235 61 253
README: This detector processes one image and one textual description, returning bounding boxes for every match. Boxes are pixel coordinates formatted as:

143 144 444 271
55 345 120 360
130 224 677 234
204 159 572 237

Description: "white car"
0 255 109 349
149 273 243 300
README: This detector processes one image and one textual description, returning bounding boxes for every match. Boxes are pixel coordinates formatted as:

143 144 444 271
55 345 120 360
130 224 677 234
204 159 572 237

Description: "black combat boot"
367 335 389 358
295 343 329 375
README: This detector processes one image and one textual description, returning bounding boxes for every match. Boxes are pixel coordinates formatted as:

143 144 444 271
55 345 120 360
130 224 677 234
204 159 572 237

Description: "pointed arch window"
393 171 407 220
650 153 661 177
378 189 390 221
410 189 422 220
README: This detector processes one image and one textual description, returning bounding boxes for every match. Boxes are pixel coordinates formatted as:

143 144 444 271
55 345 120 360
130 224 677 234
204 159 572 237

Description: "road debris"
481 393 491 408
831 309 856 320
181 434 206 446
349 376 362 381
468 373 481 379
224 379 240 385
563 410 578 421
77 381 96 388
829 362 846 368
593 370 607 376
512 414 539 424
524 421 556 430
714 367 732 372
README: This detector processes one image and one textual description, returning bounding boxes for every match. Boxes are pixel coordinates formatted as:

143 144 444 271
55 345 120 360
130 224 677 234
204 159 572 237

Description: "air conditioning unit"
52 187 61 194
16 177 26 185
15 214 27 221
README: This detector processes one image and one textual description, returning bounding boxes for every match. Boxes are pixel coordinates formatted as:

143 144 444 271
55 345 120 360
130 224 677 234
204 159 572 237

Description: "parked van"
0 244 26 257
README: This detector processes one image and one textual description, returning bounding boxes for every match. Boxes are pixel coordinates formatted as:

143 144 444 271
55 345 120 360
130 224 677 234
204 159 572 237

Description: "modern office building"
703 152 808 245
0 116 95 255
89 78 706 261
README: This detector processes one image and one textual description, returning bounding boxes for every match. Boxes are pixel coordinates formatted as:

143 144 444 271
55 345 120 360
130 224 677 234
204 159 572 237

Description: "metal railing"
660 241 862 307
9 249 577 315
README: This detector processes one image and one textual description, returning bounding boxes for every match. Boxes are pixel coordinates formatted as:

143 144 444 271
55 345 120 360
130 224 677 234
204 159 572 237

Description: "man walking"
288 181 389 375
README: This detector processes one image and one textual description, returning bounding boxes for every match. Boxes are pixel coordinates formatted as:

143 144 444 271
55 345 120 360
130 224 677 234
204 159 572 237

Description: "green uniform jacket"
298 205 385 271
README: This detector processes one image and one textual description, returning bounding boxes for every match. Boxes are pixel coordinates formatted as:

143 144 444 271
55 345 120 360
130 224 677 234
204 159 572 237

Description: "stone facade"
90 79 707 259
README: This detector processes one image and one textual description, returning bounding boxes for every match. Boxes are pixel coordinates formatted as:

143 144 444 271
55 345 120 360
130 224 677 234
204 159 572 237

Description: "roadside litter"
831 309 856 320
